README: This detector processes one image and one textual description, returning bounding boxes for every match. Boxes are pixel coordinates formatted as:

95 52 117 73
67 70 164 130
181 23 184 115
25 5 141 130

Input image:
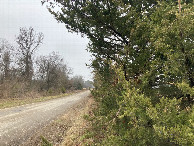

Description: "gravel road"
0 90 90 146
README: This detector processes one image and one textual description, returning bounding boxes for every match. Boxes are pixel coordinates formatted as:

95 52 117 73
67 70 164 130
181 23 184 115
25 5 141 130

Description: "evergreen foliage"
45 0 194 145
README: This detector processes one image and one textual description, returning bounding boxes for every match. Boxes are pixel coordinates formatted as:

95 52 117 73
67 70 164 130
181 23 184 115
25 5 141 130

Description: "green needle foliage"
44 0 194 145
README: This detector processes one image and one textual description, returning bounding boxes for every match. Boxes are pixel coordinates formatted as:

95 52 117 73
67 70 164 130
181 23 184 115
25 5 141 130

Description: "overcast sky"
0 0 93 81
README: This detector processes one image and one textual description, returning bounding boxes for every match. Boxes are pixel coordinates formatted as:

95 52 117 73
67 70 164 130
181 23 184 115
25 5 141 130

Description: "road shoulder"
23 95 95 146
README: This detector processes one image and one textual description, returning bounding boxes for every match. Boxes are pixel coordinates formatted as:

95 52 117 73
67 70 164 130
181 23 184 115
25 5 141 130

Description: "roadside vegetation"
0 27 93 108
0 90 84 109
45 0 193 145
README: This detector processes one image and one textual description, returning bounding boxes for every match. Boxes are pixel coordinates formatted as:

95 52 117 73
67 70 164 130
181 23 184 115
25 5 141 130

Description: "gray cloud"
0 0 93 80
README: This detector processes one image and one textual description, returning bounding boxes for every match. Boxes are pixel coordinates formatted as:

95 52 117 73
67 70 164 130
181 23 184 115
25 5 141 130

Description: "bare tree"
71 76 84 90
36 52 71 91
16 27 44 82
0 39 14 81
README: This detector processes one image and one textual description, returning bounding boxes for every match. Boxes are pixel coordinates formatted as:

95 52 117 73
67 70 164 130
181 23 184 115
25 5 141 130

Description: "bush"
85 67 194 146
61 87 66 94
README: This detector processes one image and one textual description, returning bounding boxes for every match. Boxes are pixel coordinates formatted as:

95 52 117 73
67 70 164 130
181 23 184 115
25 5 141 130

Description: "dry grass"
0 90 83 109
0 79 84 109
61 97 95 146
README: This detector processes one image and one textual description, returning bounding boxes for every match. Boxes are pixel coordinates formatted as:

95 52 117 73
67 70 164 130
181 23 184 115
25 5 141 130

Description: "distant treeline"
0 27 93 99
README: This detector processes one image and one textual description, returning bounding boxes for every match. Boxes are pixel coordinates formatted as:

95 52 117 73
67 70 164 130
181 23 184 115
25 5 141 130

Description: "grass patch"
61 96 96 146
40 136 53 146
0 91 82 109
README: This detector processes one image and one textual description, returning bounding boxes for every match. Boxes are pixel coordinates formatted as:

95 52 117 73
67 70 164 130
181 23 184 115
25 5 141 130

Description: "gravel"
0 90 90 146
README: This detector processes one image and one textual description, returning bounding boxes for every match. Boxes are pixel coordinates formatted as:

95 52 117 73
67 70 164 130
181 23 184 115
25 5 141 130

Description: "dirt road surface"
0 90 90 146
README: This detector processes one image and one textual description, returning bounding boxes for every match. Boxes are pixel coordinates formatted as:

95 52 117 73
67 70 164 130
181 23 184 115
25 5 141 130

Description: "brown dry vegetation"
0 89 83 109
0 28 92 102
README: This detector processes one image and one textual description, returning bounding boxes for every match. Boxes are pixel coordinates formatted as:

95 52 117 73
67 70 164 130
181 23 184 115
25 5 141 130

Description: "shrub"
85 66 194 145
61 87 66 94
